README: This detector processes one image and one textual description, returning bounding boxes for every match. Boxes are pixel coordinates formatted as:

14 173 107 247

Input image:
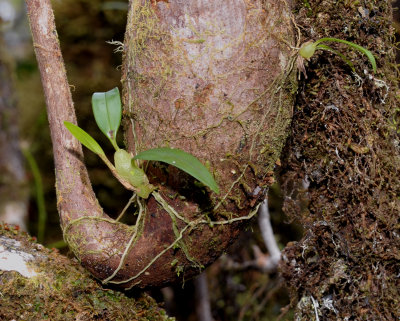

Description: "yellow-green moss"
0 224 173 321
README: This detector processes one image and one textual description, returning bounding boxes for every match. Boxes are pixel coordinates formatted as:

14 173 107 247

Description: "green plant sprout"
299 37 377 73
64 87 219 198
92 88 122 151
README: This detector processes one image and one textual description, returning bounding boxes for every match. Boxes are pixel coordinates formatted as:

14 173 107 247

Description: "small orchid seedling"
299 37 377 73
64 87 219 198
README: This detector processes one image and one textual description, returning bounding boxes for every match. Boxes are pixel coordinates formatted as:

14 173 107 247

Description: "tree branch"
26 0 295 289
25 0 101 225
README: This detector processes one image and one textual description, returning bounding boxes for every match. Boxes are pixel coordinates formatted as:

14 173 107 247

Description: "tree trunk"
280 0 400 318
116 0 295 288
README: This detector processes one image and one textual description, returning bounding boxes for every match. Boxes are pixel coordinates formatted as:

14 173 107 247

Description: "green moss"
281 0 400 318
0 224 173 320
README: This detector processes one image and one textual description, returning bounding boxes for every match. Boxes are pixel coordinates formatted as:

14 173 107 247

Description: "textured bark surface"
118 0 295 287
26 0 134 286
27 0 296 289
0 29 28 230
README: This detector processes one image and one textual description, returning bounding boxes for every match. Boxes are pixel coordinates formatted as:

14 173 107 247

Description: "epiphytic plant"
64 87 219 199
299 37 377 73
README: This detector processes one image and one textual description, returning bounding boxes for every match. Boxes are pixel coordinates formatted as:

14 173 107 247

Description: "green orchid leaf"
92 87 122 150
316 44 355 71
315 37 377 73
64 121 105 156
134 147 219 194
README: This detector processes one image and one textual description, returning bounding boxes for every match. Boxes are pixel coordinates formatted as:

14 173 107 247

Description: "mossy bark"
0 224 172 320
26 0 297 290
119 0 296 288
280 0 400 319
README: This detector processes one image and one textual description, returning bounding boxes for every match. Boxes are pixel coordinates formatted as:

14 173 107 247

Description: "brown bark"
26 0 133 285
26 0 295 289
117 0 295 288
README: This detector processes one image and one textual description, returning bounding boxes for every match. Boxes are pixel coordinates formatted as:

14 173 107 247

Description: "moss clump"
280 0 400 319
0 223 173 321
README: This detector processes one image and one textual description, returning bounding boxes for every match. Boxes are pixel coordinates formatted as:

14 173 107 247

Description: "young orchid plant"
298 37 377 74
64 88 219 199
